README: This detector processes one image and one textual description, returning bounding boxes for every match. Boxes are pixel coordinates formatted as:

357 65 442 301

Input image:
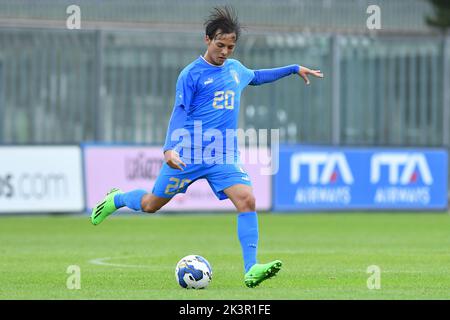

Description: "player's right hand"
164 150 187 171
298 66 323 85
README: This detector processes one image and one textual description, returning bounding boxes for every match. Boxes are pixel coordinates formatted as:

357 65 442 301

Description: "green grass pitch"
1 212 450 299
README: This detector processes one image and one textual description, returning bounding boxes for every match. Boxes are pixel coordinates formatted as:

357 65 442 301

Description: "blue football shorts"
152 162 252 200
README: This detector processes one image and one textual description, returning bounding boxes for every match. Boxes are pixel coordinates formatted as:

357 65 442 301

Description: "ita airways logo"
370 153 433 185
290 152 354 185
371 152 432 205
289 152 353 205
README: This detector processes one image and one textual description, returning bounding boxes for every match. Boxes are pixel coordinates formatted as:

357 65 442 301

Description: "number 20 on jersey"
213 90 235 110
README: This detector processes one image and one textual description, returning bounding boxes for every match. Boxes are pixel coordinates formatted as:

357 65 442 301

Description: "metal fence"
0 0 434 33
0 27 449 148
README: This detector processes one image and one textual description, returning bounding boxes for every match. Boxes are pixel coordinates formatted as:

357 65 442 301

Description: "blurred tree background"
426 0 450 33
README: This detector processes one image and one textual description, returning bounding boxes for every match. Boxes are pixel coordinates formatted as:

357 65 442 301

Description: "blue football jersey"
170 56 255 163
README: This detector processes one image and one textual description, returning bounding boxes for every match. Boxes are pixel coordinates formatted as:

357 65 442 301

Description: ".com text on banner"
0 146 85 213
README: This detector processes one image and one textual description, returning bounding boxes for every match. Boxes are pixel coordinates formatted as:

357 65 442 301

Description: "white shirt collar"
200 55 227 68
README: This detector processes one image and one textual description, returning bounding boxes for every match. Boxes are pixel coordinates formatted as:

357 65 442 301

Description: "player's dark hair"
204 6 241 41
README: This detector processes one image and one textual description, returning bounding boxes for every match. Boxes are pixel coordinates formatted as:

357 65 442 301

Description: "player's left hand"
164 149 187 171
298 66 323 85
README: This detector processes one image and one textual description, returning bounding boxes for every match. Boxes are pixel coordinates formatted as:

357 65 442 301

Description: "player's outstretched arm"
250 65 323 86
297 66 323 85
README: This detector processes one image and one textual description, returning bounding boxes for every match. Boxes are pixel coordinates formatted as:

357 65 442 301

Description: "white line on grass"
88 256 155 269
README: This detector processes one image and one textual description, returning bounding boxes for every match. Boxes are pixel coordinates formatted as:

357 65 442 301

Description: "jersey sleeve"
174 72 196 113
163 104 187 152
163 72 195 152
249 65 300 86
235 60 256 88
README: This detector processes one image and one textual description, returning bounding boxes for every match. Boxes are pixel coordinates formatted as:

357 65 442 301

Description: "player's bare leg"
140 193 172 213
224 184 283 288
223 184 256 212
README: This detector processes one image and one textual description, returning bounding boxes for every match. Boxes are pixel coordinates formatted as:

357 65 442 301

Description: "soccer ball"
175 255 212 289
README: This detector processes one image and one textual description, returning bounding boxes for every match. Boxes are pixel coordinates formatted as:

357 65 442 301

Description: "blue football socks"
113 189 147 211
237 211 259 273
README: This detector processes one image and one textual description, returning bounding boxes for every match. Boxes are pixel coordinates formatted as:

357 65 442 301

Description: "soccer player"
91 6 323 288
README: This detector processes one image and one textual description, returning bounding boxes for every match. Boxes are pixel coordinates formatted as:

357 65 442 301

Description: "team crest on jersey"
230 69 240 84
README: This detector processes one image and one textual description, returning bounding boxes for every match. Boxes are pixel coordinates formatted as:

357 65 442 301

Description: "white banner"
0 146 85 213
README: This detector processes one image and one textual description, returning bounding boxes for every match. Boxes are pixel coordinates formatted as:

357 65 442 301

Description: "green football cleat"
244 260 283 288
90 188 122 226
